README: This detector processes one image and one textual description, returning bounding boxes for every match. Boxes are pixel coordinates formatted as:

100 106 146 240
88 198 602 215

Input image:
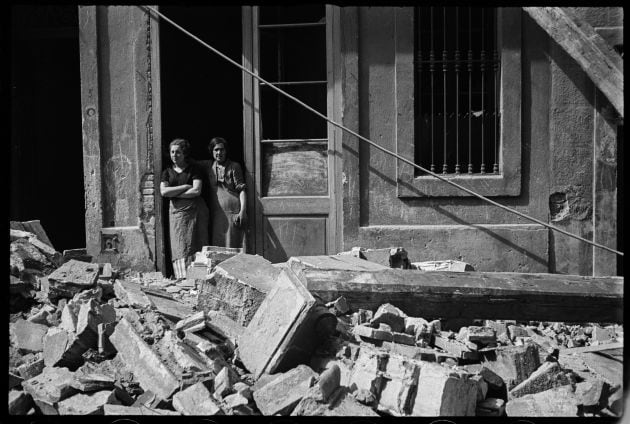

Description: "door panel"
243 5 340 262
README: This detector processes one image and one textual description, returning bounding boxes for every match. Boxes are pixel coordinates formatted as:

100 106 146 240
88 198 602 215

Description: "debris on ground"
7 230 623 417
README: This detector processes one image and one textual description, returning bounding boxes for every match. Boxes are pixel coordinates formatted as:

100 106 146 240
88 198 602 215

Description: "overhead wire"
141 5 623 257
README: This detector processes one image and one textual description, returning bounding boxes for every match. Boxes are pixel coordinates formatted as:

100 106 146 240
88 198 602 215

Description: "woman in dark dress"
160 138 209 278
201 137 247 248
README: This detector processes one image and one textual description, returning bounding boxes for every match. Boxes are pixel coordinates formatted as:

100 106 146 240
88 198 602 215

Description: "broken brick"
197 253 280 327
411 362 477 416
509 361 571 398
371 303 406 333
172 382 224 415
253 364 318 416
109 318 179 400
56 390 119 414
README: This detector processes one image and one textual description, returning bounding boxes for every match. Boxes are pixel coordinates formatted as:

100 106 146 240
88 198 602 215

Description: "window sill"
397 169 521 197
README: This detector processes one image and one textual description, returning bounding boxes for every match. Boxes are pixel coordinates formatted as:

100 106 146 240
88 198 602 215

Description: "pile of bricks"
8 235 624 417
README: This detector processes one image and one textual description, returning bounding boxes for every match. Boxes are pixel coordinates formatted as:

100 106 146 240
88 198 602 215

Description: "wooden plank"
523 7 623 118
291 268 623 323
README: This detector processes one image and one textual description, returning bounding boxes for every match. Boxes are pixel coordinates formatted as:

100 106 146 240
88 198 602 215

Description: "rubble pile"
8 234 624 417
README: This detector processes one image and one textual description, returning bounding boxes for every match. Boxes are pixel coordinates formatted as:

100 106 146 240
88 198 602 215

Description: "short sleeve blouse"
161 163 203 187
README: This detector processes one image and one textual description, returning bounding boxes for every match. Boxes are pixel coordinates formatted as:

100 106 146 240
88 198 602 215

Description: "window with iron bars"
414 7 500 176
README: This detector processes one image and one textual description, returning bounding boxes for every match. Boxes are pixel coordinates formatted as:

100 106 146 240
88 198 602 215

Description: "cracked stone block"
113 280 154 309
109 318 179 400
371 303 407 333
253 364 318 416
197 253 280 327
21 366 77 404
411 362 477 416
378 354 420 416
348 346 387 398
10 319 49 353
505 385 578 417
57 390 119 415
509 361 571 398
172 382 224 415
213 365 240 399
482 342 540 390
47 260 99 298
17 354 45 380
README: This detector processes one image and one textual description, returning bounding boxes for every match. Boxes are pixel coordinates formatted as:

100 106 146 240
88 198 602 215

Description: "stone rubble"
7 232 624 417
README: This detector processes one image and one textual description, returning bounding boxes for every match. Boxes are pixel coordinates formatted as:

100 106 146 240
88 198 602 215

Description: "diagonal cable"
141 5 623 257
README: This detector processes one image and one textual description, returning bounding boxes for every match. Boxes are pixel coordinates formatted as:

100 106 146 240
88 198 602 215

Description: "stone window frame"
396 7 522 197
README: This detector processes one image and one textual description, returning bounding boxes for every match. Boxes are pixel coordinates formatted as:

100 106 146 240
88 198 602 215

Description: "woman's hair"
209 137 228 152
169 138 190 157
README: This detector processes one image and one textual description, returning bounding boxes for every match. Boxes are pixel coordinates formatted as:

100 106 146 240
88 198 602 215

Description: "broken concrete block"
9 390 33 415
213 365 240 399
47 259 99 297
224 392 250 411
172 381 224 415
113 280 154 309
239 268 336 378
411 259 474 271
10 319 49 354
57 390 119 414
198 253 279 326
43 327 79 368
509 361 571 398
465 326 497 346
348 346 387 398
16 355 45 380
10 238 54 275
109 318 179 400
482 342 540 390
433 335 479 361
21 366 77 404
205 310 245 346
575 379 607 407
378 354 420 416
476 397 505 416
411 362 477 416
371 303 406 333
153 330 216 379
253 365 318 416
505 385 578 416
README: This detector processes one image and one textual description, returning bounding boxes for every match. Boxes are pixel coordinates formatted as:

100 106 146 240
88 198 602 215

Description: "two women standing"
160 137 246 278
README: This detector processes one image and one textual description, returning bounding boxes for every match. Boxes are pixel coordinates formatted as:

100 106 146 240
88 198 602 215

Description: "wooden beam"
291 268 623 323
523 7 623 118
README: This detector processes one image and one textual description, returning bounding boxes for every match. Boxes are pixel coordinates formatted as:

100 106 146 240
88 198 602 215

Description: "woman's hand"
235 210 248 228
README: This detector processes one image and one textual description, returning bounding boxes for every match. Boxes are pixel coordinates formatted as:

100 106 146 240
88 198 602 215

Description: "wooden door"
242 6 341 262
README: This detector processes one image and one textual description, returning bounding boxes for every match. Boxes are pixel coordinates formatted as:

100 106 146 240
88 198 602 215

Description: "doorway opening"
159 6 244 275
11 6 86 252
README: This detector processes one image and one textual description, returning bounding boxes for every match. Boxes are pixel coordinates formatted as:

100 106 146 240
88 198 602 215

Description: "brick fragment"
253 364 318 416
172 382 224 415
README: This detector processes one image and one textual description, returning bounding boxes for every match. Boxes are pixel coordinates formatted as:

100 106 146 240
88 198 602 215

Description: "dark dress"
161 163 210 272
199 159 246 248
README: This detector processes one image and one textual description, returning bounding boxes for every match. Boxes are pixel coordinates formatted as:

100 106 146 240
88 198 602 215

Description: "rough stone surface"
113 280 154 309
378 354 420 416
172 382 224 415
292 385 379 416
11 319 49 353
318 362 341 401
505 385 578 416
213 365 240 399
465 326 497 346
509 361 571 398
9 390 33 415
197 253 280 327
71 372 116 392
21 366 77 404
253 364 318 416
482 343 540 389
47 259 99 297
411 362 477 416
348 346 386 398
109 318 179 399
57 390 119 415
371 303 406 333
205 310 245 345
17 355 45 380
575 379 607 407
